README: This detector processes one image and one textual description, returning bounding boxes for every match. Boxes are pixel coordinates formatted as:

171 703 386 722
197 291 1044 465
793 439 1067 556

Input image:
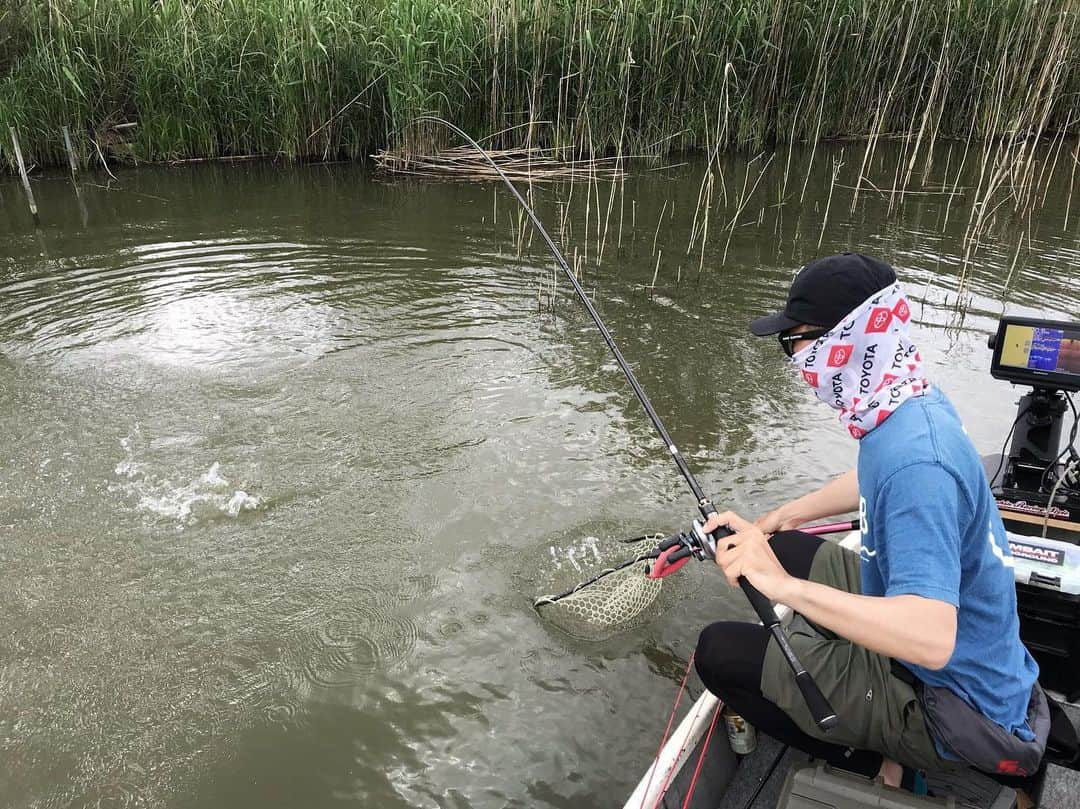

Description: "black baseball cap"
749 253 897 336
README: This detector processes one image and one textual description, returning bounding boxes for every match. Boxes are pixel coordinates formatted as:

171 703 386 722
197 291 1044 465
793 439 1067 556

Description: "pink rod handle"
801 520 859 536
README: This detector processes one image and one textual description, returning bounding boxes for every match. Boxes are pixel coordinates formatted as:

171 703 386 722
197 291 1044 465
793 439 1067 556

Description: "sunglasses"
778 328 830 358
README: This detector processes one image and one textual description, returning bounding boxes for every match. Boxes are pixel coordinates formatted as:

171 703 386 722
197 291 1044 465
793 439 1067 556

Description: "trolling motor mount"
1004 387 1071 495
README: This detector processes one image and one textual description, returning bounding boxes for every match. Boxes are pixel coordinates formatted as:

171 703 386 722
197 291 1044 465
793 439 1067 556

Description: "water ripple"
0 235 535 372
281 597 421 693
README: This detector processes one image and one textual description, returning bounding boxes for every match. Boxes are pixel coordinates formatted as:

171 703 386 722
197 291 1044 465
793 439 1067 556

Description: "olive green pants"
759 541 950 772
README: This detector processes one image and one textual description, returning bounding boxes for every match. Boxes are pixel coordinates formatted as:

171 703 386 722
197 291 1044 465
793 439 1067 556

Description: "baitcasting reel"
647 519 721 579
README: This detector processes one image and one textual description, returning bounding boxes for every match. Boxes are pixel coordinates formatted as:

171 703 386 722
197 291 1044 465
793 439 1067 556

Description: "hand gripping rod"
418 116 837 732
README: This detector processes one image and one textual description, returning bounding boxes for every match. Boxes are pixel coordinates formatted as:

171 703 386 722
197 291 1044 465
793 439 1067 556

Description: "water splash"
111 439 260 528
547 534 605 574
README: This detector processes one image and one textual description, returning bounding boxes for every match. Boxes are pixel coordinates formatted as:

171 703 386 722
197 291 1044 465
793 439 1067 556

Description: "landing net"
534 534 665 640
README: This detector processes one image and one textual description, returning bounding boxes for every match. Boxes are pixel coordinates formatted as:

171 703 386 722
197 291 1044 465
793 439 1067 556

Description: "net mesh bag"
534 535 665 641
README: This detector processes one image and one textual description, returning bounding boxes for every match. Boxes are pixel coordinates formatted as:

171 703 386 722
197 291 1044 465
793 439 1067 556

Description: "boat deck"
721 736 805 808
663 698 1080 809
1040 700 1080 807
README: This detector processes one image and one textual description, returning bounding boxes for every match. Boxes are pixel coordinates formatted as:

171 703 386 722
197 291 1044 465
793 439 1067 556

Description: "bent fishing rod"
418 116 838 732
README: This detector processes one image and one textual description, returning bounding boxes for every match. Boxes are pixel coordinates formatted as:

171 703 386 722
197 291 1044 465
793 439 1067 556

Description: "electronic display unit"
990 316 1080 393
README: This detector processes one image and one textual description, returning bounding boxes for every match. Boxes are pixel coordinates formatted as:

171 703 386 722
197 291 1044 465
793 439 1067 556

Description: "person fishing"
694 253 1048 791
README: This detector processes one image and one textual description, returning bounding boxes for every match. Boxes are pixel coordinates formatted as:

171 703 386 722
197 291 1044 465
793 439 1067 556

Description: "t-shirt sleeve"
874 463 963 606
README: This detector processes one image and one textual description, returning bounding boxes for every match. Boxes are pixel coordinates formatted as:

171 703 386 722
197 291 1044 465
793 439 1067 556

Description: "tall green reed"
1 0 1077 169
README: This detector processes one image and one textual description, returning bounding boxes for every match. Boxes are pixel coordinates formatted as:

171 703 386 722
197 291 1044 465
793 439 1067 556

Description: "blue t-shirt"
857 387 1039 747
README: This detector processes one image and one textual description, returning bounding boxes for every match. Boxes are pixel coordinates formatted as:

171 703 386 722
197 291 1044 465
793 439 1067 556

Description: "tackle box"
1006 531 1080 698
775 761 1015 809
1008 532 1080 596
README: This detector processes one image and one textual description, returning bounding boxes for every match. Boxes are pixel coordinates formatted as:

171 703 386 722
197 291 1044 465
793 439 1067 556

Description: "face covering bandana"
791 282 929 439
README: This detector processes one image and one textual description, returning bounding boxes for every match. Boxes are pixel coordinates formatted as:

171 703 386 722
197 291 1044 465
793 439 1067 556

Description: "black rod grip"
713 526 781 631
706 511 840 730
738 578 781 630
770 625 839 731
795 670 840 732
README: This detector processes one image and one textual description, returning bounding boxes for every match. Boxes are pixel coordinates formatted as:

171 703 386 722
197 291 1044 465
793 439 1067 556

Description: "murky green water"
1 145 1078 808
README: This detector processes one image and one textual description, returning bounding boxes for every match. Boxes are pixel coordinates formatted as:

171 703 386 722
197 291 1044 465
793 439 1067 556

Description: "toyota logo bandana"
791 282 929 439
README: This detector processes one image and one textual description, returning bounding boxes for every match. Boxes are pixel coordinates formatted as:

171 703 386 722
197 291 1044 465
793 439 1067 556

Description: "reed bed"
2 0 1079 171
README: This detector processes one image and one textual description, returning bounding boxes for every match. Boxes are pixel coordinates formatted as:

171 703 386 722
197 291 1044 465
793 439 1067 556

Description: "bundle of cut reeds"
373 146 627 182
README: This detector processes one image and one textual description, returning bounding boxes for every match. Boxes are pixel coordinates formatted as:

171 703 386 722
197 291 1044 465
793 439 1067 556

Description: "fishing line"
532 536 667 640
535 540 664 604
417 116 837 732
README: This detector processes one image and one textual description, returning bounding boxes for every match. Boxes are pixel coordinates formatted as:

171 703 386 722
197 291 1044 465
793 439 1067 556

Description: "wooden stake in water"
62 125 90 226
62 126 79 176
9 127 39 224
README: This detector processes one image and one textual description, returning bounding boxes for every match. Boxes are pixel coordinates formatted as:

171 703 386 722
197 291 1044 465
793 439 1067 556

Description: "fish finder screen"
998 323 1080 377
